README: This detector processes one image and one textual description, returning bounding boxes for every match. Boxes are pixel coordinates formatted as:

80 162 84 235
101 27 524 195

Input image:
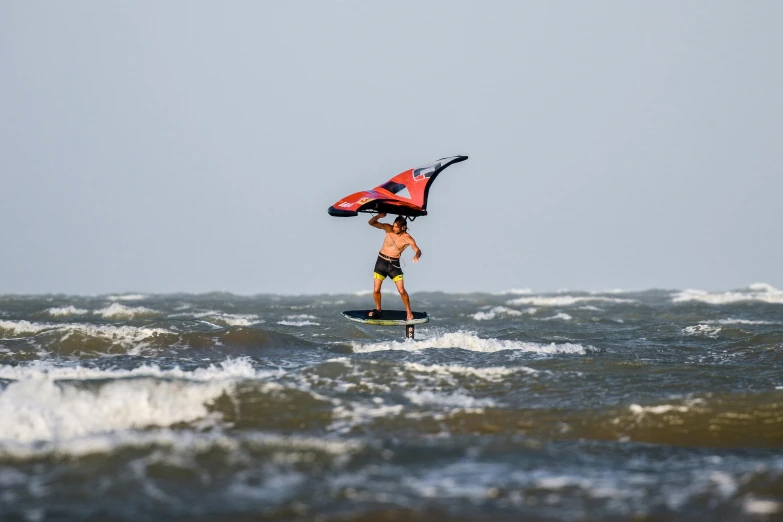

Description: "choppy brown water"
0 286 782 521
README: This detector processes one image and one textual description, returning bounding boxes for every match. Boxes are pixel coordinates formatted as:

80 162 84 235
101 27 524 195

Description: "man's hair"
394 216 407 229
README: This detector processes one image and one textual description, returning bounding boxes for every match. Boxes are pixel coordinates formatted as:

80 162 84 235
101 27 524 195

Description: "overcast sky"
2 1 781 295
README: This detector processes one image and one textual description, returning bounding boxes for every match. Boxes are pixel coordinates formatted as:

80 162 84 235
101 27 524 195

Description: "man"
368 213 421 320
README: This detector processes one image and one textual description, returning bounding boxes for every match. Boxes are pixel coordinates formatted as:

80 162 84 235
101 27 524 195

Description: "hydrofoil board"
342 310 429 326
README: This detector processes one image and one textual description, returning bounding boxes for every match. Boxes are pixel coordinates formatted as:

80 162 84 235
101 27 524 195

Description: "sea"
1 283 782 521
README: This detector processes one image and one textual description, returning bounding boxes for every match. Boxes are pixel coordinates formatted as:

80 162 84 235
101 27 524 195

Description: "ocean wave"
683 324 722 338
45 306 89 317
616 394 783 447
430 394 783 448
106 294 147 301
0 358 294 446
401 361 536 381
470 306 532 321
209 313 262 326
0 320 174 356
744 497 783 516
93 303 158 319
0 357 275 383
177 311 263 327
0 376 233 443
672 283 783 305
351 332 589 354
539 313 573 321
0 320 54 336
329 402 405 434
707 318 775 325
507 295 635 307
492 288 532 295
0 321 316 355
19 322 169 354
404 390 496 409
0 320 167 344
628 401 702 416
0 426 363 461
278 314 320 326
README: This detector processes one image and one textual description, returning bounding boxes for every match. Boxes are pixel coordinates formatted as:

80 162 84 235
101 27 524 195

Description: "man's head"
393 215 407 233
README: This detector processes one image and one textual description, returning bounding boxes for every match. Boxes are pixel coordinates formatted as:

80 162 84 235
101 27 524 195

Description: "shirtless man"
368 213 421 320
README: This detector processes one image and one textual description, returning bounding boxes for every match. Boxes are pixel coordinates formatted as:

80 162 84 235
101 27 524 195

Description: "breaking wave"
351 331 590 354
672 283 783 305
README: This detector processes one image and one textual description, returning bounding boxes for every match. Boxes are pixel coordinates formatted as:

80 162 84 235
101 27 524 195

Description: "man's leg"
394 278 413 320
372 276 383 313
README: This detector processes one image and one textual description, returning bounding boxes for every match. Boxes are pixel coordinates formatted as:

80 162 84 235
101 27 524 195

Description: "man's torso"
379 231 411 258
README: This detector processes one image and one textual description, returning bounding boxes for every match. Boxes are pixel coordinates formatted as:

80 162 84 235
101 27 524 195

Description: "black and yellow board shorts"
374 254 403 282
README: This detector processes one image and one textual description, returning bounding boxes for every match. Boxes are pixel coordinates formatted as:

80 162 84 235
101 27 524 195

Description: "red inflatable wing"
328 155 468 218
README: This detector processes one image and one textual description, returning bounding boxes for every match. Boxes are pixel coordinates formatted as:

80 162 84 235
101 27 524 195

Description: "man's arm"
369 212 390 230
408 236 422 262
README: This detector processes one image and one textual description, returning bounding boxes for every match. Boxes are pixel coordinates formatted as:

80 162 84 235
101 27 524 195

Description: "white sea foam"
93 303 158 319
210 313 261 326
493 288 532 295
404 390 496 409
683 325 722 338
59 324 171 348
0 426 362 460
750 282 779 293
535 476 591 490
672 283 783 305
507 295 634 307
352 332 588 354
278 314 320 326
0 377 232 443
277 321 319 326
540 313 572 321
629 404 690 416
45 306 88 317
744 497 782 515
106 294 147 301
329 402 405 434
0 358 287 445
402 362 536 381
403 461 512 500
0 320 54 336
628 398 706 418
169 311 262 326
470 306 528 321
710 471 738 498
0 357 274 383
0 320 171 352
707 318 774 325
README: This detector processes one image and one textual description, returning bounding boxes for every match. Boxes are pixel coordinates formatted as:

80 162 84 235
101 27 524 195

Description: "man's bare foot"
406 311 414 321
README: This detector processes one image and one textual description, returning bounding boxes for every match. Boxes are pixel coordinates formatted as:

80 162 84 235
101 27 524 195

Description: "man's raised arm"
369 212 387 229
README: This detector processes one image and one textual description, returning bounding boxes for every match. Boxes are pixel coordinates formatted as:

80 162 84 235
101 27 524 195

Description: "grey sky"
2 1 781 295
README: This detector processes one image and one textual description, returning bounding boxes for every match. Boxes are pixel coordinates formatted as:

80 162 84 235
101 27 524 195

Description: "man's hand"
413 250 421 263
376 212 386 219
369 213 387 229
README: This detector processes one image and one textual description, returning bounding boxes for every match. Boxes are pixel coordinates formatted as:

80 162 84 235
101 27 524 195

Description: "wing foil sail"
328 155 468 217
